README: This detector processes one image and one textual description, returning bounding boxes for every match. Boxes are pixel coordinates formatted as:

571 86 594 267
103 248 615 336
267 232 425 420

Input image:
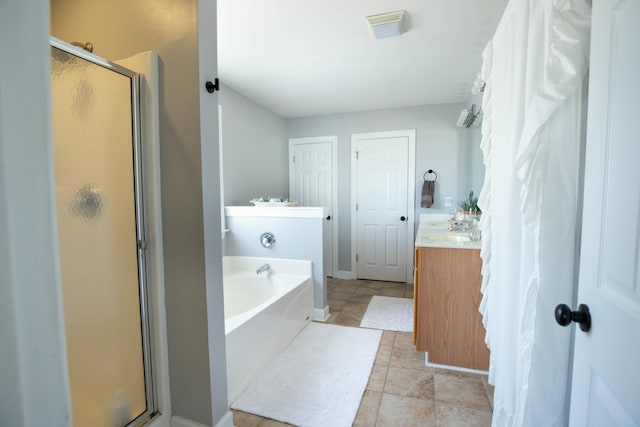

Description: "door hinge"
356 203 359 211
355 151 359 160
138 240 147 251
292 155 295 163
356 254 359 262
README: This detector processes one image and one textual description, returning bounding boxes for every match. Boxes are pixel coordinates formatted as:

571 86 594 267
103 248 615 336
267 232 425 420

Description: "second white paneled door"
352 130 415 283
289 136 337 277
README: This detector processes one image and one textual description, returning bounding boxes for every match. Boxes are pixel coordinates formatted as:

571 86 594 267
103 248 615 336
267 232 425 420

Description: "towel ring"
423 169 438 182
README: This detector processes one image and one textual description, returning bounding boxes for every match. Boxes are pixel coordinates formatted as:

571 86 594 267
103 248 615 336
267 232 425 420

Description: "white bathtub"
223 256 313 403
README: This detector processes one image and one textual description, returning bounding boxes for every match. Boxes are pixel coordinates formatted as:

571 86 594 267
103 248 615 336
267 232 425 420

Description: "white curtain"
478 0 591 425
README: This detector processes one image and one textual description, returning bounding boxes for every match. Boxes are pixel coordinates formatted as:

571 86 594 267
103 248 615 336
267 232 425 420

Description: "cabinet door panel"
415 247 489 371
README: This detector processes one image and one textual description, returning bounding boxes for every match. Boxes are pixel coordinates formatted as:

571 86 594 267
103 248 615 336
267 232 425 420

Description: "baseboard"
313 306 330 322
214 411 234 427
171 412 234 427
424 353 489 376
335 270 353 280
171 415 208 427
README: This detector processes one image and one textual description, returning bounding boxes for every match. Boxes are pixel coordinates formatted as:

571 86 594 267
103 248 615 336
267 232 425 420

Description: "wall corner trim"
171 415 210 427
214 411 235 427
335 270 354 280
314 306 331 322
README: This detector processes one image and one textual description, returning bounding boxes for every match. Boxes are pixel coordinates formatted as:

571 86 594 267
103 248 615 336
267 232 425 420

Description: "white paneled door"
568 0 640 425
352 130 415 283
289 136 337 277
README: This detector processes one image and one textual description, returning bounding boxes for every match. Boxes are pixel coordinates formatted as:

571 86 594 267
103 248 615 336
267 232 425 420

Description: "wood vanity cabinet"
413 247 490 371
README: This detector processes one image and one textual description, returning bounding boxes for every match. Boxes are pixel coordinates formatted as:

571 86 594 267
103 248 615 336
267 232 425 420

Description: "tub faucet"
256 263 271 275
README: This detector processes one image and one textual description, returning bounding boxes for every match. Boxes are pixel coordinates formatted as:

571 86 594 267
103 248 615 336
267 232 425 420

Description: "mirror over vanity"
466 125 485 199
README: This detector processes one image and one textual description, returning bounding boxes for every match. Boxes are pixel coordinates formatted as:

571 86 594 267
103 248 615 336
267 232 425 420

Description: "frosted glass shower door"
51 44 152 427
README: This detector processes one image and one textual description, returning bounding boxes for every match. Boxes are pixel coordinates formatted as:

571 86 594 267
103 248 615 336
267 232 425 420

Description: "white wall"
219 85 288 205
1 1 72 425
198 0 233 425
287 104 467 272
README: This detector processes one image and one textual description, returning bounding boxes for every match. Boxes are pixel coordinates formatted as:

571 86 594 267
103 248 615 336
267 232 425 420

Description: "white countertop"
415 214 482 250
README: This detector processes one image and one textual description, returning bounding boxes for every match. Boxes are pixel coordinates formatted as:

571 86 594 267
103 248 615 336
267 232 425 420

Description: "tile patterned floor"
232 278 494 427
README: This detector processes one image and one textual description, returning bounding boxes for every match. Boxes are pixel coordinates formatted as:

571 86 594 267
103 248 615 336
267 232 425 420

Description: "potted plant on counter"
458 191 481 219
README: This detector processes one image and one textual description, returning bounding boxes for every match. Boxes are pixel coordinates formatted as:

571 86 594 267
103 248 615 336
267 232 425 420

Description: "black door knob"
400 216 407 221
555 303 591 332
326 215 331 220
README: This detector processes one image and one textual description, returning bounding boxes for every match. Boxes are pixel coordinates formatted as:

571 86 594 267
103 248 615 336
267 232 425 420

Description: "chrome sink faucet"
256 263 271 274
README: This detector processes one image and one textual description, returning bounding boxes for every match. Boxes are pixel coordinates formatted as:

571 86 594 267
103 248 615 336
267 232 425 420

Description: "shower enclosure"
50 38 155 426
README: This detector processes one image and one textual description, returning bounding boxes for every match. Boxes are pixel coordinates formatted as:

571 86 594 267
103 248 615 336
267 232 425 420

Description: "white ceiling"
217 0 509 118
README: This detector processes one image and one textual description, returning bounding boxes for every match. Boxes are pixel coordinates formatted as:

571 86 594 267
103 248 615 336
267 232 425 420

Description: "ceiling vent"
365 10 407 39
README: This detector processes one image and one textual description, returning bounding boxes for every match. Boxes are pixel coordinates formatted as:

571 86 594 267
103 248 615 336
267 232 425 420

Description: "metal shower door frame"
49 36 156 427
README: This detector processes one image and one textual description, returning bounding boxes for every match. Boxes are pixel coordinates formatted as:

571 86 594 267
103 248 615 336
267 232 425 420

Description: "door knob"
555 303 591 332
400 216 407 221
326 215 331 220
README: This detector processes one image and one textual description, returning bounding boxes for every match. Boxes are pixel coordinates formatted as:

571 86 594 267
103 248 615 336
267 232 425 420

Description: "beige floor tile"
334 280 362 290
435 403 492 427
385 282 409 291
354 286 380 296
390 346 431 371
232 410 262 427
328 288 356 300
340 302 369 319
349 293 374 304
331 311 361 327
233 410 294 427
353 389 382 427
434 375 492 412
375 343 393 365
377 393 437 427
394 332 415 349
325 312 340 324
256 418 294 427
366 363 388 392
360 280 385 290
381 330 397 346
328 298 350 311
384 367 435 400
481 376 495 410
378 287 407 297
435 368 486 381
